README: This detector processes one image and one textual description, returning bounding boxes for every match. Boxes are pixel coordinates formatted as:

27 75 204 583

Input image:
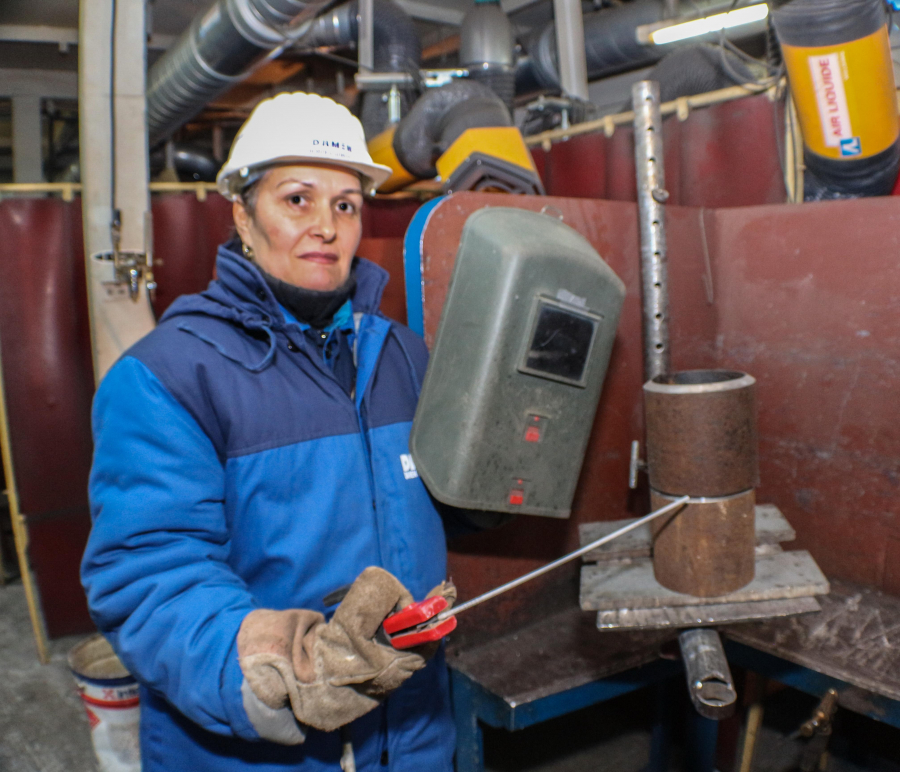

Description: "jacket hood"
158 238 390 372
162 239 389 326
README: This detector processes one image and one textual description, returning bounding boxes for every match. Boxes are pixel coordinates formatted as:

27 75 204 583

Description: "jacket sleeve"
82 355 259 740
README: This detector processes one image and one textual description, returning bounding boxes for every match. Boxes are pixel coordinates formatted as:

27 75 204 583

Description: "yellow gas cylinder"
773 0 900 197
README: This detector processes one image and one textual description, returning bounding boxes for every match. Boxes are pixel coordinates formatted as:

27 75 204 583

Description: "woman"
82 92 486 772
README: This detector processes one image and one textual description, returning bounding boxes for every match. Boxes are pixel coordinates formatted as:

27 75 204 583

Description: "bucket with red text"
68 634 141 772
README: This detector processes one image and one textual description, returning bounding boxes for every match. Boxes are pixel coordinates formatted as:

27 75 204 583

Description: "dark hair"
240 178 262 222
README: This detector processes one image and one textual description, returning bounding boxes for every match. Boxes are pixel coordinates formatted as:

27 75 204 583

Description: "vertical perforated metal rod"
632 80 670 381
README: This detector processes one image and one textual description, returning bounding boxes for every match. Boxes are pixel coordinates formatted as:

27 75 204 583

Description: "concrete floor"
1 581 98 772
2 578 900 772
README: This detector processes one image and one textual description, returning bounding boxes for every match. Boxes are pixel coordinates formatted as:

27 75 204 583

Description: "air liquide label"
808 53 856 154
781 26 899 161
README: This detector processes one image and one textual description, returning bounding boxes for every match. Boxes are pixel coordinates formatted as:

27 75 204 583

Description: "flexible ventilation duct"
391 80 511 178
146 0 337 146
300 0 421 139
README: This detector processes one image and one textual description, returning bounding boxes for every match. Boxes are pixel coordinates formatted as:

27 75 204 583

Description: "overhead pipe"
552 0 589 100
146 0 338 146
299 0 422 139
460 0 515 110
517 0 666 94
516 0 764 97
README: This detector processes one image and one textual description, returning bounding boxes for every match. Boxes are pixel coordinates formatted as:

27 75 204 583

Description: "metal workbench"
447 604 680 772
447 578 900 771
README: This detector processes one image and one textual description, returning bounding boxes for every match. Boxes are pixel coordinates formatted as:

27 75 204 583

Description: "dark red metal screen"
0 193 411 636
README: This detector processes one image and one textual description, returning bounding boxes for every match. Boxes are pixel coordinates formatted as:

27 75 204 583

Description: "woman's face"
233 164 364 292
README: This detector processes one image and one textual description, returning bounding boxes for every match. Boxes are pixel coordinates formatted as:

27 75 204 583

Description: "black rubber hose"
392 81 512 179
469 69 516 113
803 144 900 200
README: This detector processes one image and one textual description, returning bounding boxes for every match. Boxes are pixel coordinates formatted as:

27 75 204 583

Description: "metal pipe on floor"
679 628 737 719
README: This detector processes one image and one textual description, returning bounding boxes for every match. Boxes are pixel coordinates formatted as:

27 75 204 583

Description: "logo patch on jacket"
400 454 418 480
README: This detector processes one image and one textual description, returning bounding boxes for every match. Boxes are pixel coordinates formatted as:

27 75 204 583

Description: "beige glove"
237 567 455 733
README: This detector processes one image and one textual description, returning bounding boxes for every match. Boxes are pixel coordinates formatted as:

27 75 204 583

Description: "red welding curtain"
0 195 234 636
0 193 411 637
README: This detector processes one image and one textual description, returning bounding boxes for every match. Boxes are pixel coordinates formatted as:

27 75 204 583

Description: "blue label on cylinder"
840 137 862 157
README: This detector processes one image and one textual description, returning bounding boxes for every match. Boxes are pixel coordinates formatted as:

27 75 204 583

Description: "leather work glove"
237 567 456 734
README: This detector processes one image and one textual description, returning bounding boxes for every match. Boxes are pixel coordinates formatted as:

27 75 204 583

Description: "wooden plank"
596 596 821 630
579 503 796 562
580 550 829 611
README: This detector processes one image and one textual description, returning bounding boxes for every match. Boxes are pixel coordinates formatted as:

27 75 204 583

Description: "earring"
242 242 254 259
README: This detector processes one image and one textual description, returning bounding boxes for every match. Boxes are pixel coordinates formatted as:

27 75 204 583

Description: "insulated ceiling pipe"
146 0 338 145
517 0 666 93
298 0 421 139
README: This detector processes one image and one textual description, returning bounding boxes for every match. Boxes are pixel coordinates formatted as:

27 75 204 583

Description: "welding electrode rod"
436 495 690 622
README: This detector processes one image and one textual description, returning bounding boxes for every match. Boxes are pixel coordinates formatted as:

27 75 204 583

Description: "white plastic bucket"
68 634 141 772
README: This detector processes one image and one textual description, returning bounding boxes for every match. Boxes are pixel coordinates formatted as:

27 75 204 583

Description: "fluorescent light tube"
649 3 769 45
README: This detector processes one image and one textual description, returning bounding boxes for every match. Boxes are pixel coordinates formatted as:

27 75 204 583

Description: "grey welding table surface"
448 605 674 709
447 602 684 772
449 582 900 772
724 578 900 725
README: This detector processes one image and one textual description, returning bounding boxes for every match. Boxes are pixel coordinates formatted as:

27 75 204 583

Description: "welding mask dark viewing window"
520 300 599 386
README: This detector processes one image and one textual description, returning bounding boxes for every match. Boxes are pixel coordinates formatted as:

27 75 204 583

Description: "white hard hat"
216 92 392 199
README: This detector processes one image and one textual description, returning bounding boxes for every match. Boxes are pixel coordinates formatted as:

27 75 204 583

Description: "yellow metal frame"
436 126 537 182
0 336 50 663
0 182 219 201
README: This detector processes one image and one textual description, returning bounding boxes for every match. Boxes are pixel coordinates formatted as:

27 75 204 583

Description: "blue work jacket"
82 240 456 772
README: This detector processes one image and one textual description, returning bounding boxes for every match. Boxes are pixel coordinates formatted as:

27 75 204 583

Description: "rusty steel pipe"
650 489 756 597
643 370 759 497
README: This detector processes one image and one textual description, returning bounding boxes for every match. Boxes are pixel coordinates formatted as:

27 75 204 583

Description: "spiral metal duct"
146 0 337 146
